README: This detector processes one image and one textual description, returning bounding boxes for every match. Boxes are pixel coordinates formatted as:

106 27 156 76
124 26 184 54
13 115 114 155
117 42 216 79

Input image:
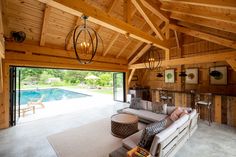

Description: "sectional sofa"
117 99 198 157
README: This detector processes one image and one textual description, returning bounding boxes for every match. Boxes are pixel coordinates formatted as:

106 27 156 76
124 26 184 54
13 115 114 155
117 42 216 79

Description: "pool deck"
18 87 119 124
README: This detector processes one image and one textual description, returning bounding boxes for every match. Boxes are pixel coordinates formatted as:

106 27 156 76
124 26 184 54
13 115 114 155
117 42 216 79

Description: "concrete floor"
0 102 236 157
176 121 236 157
0 101 128 157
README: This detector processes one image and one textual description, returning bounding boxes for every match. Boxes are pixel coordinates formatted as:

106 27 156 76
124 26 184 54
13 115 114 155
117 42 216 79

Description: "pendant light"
65 15 103 64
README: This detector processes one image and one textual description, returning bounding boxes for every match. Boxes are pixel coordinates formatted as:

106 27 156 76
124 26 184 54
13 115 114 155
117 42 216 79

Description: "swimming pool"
18 88 90 105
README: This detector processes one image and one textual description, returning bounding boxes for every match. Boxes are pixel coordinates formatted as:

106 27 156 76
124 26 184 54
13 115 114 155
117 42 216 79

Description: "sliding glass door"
113 72 125 102
9 66 21 126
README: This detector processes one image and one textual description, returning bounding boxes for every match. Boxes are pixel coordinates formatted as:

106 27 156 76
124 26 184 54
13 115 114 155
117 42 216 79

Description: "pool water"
18 88 90 105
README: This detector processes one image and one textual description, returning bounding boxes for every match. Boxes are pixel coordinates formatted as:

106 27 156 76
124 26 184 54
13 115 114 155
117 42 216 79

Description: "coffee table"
111 113 138 138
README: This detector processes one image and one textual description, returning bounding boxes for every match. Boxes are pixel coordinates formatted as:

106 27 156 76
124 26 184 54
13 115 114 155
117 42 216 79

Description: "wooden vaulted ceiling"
1 0 236 71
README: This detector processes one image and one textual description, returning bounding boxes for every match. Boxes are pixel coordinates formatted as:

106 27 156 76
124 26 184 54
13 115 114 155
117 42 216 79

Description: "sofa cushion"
122 130 143 149
138 119 167 149
167 106 176 115
153 103 167 114
171 114 189 129
189 109 197 120
122 108 168 122
139 100 148 110
130 98 141 109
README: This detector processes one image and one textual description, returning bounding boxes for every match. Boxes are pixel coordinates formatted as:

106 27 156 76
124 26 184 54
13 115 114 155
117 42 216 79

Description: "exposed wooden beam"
174 30 180 49
0 0 5 58
5 52 128 72
66 17 81 50
161 3 236 25
129 44 151 65
159 0 236 10
170 13 236 33
0 59 3 93
129 50 236 69
131 0 165 40
128 68 136 86
170 24 236 49
226 59 236 71
141 0 169 22
103 33 120 56
40 5 51 46
38 0 169 50
5 42 128 65
127 42 144 60
124 0 132 24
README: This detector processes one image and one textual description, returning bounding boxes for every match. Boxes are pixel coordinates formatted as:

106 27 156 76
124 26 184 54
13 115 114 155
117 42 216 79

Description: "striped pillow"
138 119 167 149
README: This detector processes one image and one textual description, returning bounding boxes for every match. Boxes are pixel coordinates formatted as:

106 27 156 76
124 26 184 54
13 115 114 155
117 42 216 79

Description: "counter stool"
195 93 212 125
160 90 172 105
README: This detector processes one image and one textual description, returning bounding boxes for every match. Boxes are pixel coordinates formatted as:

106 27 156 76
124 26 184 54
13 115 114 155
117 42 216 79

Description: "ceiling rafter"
38 0 169 50
161 3 236 25
131 0 165 40
104 9 137 57
115 12 146 59
226 59 236 71
102 33 120 56
170 12 236 33
141 0 169 22
128 44 151 65
159 0 236 10
40 5 51 46
65 17 81 50
170 24 236 49
124 0 132 24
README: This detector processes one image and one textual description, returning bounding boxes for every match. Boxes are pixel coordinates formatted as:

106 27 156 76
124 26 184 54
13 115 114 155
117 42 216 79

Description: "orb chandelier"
65 15 103 64
143 46 161 70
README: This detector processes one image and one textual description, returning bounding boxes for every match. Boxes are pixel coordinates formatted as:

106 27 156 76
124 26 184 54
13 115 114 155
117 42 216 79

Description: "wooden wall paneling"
221 96 228 124
214 95 222 124
227 97 236 127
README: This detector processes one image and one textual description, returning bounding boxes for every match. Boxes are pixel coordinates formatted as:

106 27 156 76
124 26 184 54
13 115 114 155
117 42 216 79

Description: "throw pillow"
138 119 167 149
170 107 184 121
162 104 168 114
139 100 148 110
147 101 153 111
152 102 167 114
130 98 141 109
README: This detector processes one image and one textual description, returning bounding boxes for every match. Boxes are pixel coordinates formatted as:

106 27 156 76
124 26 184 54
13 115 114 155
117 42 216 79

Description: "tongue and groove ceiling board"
1 0 236 70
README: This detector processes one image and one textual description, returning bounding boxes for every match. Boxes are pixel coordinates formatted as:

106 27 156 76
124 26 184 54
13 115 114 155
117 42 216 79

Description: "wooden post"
214 95 222 124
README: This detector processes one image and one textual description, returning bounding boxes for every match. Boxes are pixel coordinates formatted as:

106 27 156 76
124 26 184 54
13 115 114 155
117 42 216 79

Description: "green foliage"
19 67 114 88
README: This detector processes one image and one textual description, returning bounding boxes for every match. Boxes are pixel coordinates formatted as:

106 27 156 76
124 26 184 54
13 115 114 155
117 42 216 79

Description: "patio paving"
18 87 115 123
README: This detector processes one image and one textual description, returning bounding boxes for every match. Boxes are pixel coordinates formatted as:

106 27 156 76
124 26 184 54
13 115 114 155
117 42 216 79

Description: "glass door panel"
113 72 125 102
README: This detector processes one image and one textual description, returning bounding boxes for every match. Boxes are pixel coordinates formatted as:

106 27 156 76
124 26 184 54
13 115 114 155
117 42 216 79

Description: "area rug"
47 118 145 157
